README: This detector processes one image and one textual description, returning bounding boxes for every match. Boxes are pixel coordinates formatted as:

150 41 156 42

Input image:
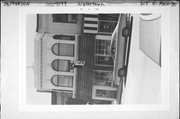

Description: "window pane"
96 90 116 98
51 59 70 72
94 71 113 86
52 43 74 56
95 40 111 55
95 56 114 66
51 75 73 87
98 21 117 33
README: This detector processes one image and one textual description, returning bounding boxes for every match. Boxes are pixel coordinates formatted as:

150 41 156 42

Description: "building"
34 14 121 104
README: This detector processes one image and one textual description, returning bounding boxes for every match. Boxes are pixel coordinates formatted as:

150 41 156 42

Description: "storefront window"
95 55 114 66
94 70 113 86
52 43 74 56
96 90 116 98
51 75 73 87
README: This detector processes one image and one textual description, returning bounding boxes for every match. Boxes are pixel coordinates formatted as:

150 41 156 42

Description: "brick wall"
76 34 95 102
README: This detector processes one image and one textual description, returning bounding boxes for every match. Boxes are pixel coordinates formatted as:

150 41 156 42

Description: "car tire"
122 27 130 37
118 67 127 78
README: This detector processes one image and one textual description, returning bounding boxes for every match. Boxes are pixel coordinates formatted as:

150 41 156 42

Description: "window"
52 14 77 23
95 55 114 66
96 90 116 98
51 59 70 72
98 14 119 34
95 39 111 55
95 38 114 66
94 70 113 86
53 35 75 41
52 43 74 56
51 75 73 87
98 21 117 33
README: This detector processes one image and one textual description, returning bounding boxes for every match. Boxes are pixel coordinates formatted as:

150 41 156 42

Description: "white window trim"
92 85 117 101
94 38 113 67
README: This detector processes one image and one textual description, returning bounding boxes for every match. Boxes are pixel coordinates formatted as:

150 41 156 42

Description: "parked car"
110 14 133 85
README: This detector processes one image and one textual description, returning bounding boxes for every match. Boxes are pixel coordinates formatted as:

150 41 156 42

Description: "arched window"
51 75 73 87
51 59 70 72
52 43 74 56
